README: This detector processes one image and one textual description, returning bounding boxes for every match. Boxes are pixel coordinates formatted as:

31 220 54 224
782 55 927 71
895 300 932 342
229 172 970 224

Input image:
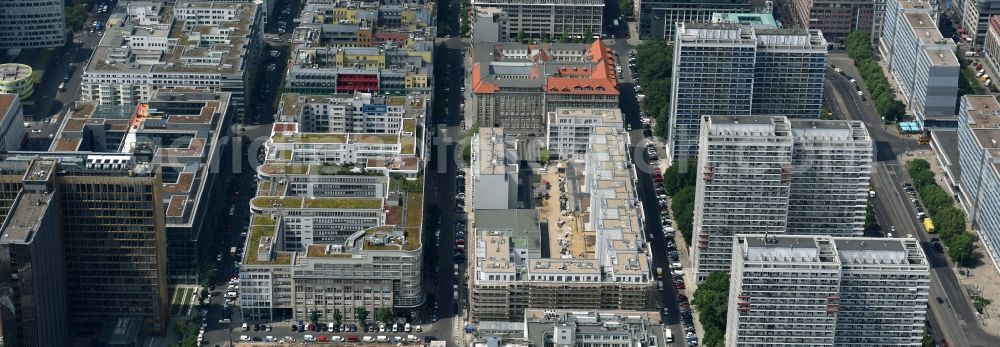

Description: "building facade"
0 155 169 335
880 0 959 124
471 40 620 135
962 0 1000 44
984 15 1000 81
276 93 419 134
81 1 263 118
0 0 65 49
726 235 930 346
668 20 827 163
546 108 623 161
783 0 884 42
0 94 25 152
0 64 34 101
50 91 236 284
691 116 795 280
692 116 873 281
471 127 519 210
470 0 603 40
0 184 69 347
637 0 754 40
239 91 428 321
786 119 873 235
957 95 1000 274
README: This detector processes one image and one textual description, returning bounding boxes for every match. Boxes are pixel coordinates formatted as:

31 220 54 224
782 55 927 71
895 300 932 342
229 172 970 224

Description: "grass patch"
14 49 53 72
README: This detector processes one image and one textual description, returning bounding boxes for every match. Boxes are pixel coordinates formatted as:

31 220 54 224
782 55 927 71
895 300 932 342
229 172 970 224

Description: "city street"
825 57 1000 347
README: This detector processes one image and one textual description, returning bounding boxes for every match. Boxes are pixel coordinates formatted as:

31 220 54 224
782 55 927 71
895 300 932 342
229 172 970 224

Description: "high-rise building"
0 155 168 335
637 0 753 40
50 90 237 284
691 116 795 280
787 119 873 235
0 0 65 49
692 116 873 281
726 234 930 346
957 95 1000 273
0 180 69 347
668 19 827 163
782 0 884 42
471 40 620 135
469 0 603 40
880 0 959 125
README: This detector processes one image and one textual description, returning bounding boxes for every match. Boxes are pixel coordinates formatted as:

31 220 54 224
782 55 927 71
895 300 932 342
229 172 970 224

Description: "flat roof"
963 95 1000 128
0 192 53 244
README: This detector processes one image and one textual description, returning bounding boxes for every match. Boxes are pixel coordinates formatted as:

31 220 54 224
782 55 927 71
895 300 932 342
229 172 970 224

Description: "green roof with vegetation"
252 197 383 210
244 215 291 265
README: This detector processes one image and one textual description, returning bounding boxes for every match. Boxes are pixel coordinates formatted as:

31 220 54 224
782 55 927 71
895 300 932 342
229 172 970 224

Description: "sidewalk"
651 157 706 343
907 149 1000 336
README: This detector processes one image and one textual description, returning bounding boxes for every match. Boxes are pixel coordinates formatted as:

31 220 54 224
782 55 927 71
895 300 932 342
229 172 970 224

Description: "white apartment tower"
787 120 873 236
692 116 873 281
691 116 795 280
668 22 827 163
727 234 931 346
880 0 959 123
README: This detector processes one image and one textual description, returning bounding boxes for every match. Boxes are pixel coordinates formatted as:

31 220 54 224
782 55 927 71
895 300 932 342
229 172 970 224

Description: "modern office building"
469 126 652 321
471 127 519 210
984 15 1000 79
691 116 873 281
239 92 427 322
726 234 930 346
962 0 1000 44
957 95 1000 274
880 0 959 125
782 0 884 42
691 116 795 280
469 0 603 40
81 1 263 118
0 155 168 335
0 64 34 101
0 181 69 347
0 94 25 151
49 90 236 284
0 0 65 49
275 93 423 134
471 40 619 135
546 108 623 161
786 119 873 236
637 0 754 40
668 20 827 163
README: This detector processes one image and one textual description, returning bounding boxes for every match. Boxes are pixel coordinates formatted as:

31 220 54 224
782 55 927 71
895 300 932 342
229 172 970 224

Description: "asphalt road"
22 6 114 150
825 57 1000 347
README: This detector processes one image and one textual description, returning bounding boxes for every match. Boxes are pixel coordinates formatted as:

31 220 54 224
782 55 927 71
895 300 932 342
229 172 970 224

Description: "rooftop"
86 1 256 75
0 192 53 244
250 196 383 210
963 95 1000 128
471 40 619 96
